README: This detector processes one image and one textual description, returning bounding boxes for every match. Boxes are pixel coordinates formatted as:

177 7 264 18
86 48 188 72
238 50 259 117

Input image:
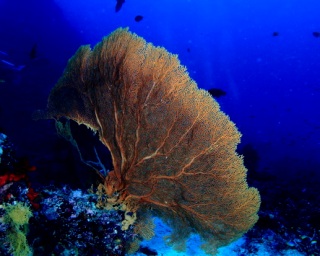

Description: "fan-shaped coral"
43 28 260 253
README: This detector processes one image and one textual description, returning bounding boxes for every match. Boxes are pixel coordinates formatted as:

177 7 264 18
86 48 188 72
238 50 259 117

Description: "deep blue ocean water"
0 0 319 255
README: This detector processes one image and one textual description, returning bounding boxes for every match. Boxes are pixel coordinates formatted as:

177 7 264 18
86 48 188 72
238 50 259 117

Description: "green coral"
4 202 33 227
3 203 33 256
7 230 32 256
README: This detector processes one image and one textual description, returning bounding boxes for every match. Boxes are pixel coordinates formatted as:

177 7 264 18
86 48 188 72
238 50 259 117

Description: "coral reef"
2 202 33 256
0 133 137 255
0 133 6 163
1 134 318 255
40 27 261 253
0 133 39 209
0 179 136 255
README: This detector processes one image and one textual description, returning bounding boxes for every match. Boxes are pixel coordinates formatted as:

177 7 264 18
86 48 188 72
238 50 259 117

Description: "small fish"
208 88 227 98
0 49 27 71
0 59 25 71
115 0 125 12
29 43 37 60
0 79 5 83
134 15 143 22
272 31 279 36
312 31 320 38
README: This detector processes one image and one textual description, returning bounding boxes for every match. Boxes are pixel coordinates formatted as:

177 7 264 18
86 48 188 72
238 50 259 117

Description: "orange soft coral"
43 28 260 253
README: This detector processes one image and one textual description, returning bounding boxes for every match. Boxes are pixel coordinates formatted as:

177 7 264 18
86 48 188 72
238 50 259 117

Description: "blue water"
1 0 319 176
0 0 319 255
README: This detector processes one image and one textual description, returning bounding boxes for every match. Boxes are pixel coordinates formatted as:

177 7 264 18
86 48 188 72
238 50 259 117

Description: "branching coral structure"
42 28 260 253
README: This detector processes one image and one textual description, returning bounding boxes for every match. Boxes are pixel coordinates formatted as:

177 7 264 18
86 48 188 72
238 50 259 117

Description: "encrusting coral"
41 28 261 254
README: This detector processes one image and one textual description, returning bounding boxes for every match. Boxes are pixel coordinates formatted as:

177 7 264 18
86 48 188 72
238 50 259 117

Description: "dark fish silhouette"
139 246 157 256
29 43 37 60
312 31 320 38
134 15 143 22
272 32 279 36
208 88 227 98
115 0 125 12
187 48 191 52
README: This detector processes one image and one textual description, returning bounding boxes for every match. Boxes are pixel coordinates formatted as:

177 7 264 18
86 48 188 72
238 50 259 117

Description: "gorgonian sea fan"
43 28 260 253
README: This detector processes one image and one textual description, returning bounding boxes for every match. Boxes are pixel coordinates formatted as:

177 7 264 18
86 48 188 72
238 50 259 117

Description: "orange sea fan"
43 28 260 254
